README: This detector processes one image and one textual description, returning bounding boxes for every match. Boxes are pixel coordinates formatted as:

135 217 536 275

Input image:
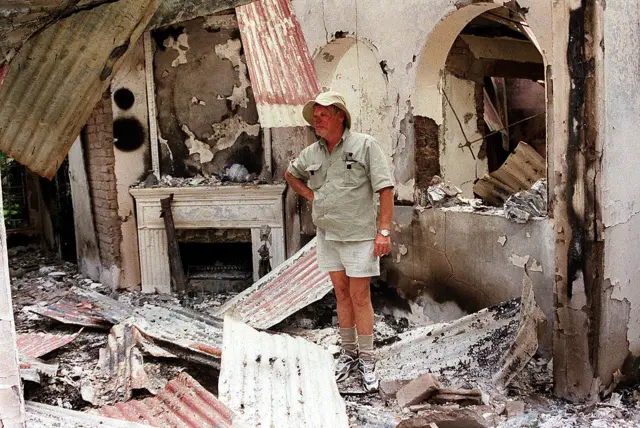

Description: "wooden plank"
160 195 186 294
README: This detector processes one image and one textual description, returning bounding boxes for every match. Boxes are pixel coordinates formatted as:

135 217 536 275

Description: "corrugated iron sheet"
473 141 546 205
26 400 152 427
29 287 224 367
376 300 520 384
215 237 332 329
0 0 158 179
27 287 134 327
17 330 81 359
219 317 348 428
236 0 319 128
81 320 160 406
98 372 238 427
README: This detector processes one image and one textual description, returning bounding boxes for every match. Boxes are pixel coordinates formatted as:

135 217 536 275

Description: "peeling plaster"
208 115 260 151
215 38 250 109
395 178 415 203
158 134 173 163
164 32 190 67
182 124 214 163
509 253 530 269
498 235 507 246
531 259 543 273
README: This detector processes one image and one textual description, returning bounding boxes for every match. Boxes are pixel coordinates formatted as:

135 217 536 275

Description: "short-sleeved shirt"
287 128 394 242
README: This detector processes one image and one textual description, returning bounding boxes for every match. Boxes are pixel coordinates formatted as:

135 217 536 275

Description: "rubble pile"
9 247 640 427
133 168 281 189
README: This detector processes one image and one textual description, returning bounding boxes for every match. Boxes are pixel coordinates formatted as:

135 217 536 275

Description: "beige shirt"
287 129 394 241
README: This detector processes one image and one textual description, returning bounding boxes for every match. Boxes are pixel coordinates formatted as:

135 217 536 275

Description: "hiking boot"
335 349 359 382
358 357 379 392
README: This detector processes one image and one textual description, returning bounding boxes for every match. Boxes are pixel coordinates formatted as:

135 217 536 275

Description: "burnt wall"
386 206 555 353
153 14 262 178
414 116 440 189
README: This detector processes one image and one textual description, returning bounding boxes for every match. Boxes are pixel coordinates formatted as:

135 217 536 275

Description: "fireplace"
177 229 253 293
130 185 286 293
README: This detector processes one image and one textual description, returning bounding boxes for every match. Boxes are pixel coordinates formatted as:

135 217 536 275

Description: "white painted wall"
441 72 487 196
314 38 393 160
68 138 101 281
602 1 640 355
111 38 149 289
292 0 552 200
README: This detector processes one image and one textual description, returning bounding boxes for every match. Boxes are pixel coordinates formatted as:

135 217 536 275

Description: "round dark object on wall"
113 118 145 151
113 88 135 110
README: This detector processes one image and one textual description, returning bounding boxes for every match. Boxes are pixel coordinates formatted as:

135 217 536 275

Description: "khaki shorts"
316 228 380 278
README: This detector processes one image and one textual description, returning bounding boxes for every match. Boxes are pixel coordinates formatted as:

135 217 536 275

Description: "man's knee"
330 271 351 302
350 284 371 308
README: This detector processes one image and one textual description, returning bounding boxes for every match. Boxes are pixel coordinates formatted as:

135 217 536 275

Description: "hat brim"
302 100 352 129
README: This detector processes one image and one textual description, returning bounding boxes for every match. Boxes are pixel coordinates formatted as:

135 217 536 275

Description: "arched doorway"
313 37 393 161
413 5 546 198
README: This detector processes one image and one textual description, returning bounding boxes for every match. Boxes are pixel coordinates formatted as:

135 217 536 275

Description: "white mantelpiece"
130 185 286 293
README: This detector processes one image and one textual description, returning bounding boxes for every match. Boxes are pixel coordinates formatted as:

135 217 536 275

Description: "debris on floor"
81 319 165 406
9 247 640 427
493 272 547 391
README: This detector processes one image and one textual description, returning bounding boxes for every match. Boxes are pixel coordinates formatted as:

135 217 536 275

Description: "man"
285 91 394 392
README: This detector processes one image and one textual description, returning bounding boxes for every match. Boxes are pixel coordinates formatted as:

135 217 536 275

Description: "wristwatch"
379 229 391 237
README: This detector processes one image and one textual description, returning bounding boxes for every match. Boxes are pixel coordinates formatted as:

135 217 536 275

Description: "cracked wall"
385 205 555 353
292 0 552 203
153 14 262 178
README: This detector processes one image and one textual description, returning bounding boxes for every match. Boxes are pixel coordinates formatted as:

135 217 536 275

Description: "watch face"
380 230 390 237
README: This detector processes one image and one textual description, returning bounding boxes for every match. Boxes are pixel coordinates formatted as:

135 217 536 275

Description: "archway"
413 4 547 198
313 37 393 160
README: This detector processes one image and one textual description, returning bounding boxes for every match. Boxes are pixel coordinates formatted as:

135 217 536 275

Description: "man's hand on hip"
374 233 391 258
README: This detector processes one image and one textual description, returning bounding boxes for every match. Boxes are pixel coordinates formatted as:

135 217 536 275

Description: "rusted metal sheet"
236 0 319 128
29 287 224 367
17 330 81 359
473 141 546 205
0 0 158 179
26 287 134 327
215 237 332 329
81 320 163 406
98 372 238 427
219 317 348 427
26 400 152 428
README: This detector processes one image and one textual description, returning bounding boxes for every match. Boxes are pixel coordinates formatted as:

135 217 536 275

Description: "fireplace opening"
178 229 253 293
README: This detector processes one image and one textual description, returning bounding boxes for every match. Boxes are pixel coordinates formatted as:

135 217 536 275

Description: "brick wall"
82 91 121 281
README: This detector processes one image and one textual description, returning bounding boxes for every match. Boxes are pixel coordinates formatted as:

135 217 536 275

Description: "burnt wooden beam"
160 194 187 294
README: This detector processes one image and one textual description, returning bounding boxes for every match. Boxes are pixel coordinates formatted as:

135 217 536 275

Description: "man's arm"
374 186 393 257
285 171 314 202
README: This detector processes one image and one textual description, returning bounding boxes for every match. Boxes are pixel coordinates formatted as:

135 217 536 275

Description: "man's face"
313 105 345 138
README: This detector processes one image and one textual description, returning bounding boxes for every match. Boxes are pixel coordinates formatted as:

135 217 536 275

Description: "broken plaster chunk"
396 373 440 408
509 254 530 269
429 226 436 235
526 232 531 238
530 259 543 273
498 236 507 246
399 244 408 256
191 97 206 106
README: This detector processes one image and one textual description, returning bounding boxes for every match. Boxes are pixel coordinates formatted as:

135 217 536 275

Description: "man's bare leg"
330 270 355 328
330 270 359 382
349 276 373 335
